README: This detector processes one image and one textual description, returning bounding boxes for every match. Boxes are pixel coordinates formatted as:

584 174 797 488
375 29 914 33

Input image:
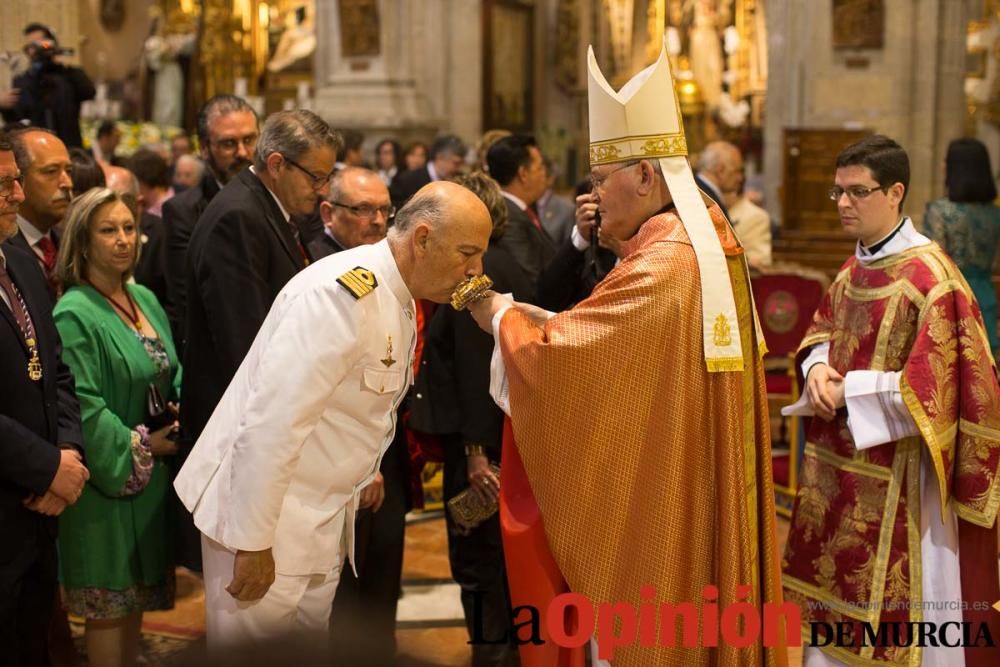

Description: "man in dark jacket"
0 133 87 665
162 95 259 352
389 134 466 208
410 171 529 666
181 109 338 494
0 24 95 149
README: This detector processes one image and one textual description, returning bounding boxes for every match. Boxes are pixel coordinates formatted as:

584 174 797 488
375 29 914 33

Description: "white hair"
176 153 205 180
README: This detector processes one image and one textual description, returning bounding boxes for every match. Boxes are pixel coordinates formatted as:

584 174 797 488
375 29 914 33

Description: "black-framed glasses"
331 201 396 220
210 134 258 152
589 160 640 191
282 155 333 191
0 175 24 199
827 184 887 202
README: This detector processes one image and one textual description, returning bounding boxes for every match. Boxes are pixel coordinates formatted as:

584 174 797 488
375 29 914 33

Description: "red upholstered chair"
750 263 829 517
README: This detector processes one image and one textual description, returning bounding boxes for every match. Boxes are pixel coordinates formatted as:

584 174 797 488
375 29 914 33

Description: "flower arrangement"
80 119 192 158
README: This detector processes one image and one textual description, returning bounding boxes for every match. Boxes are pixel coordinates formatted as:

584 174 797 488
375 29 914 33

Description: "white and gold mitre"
587 40 745 372
587 47 687 166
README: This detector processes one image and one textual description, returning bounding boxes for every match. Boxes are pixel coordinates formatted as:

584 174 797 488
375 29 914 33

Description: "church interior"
2 0 999 665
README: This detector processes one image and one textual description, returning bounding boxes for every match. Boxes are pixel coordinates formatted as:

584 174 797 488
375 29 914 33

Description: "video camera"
25 39 74 62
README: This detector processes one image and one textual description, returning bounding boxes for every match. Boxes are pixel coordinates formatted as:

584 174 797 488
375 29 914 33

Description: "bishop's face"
590 160 647 241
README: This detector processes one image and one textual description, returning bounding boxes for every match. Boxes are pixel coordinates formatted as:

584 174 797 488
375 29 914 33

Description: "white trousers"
201 534 343 650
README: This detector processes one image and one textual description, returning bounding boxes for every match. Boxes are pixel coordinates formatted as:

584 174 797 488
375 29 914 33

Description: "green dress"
923 198 1000 351
53 283 182 619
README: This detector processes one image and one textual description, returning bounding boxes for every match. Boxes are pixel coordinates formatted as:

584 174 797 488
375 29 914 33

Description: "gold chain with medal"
6 278 43 381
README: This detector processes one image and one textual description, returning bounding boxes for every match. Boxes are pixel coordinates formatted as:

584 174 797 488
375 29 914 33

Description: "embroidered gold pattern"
713 313 732 346
638 134 687 157
588 143 622 164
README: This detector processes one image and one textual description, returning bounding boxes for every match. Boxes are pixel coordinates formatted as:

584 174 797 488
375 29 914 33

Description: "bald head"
388 181 492 303
10 128 73 230
104 165 138 197
696 141 744 195
320 167 391 249
103 165 142 217
174 154 205 189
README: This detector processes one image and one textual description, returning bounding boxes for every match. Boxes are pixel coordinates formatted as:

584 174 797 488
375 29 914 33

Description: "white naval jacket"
174 239 416 576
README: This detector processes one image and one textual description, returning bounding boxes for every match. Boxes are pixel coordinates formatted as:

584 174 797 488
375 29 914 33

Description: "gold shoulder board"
337 267 378 300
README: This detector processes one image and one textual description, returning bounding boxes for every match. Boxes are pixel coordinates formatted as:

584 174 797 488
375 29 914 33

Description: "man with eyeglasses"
162 95 259 358
0 131 88 667
781 134 1000 666
308 167 392 259
180 109 339 570
468 42 783 666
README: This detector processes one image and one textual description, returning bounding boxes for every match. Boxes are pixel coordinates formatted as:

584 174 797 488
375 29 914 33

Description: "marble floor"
80 511 800 666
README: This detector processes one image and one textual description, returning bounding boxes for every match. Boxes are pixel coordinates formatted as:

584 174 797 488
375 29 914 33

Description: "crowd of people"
2 20 1000 667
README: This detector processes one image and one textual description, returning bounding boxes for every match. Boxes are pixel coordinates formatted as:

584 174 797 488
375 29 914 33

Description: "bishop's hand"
467 291 512 333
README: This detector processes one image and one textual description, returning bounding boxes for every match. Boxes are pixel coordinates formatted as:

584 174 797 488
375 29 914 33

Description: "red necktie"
288 224 310 265
525 206 543 232
35 236 61 299
36 236 57 276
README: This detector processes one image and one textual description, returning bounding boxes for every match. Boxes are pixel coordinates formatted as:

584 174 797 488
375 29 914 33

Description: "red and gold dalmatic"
498 204 787 667
783 243 1000 666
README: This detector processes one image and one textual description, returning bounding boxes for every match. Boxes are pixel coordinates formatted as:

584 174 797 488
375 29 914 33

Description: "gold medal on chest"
381 335 396 368
26 338 42 381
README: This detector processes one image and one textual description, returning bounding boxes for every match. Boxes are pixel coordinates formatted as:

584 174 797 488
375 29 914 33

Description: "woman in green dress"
924 137 1000 353
53 188 181 666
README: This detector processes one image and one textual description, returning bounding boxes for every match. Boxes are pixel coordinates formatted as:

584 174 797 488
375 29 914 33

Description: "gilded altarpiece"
337 0 380 57
193 0 269 113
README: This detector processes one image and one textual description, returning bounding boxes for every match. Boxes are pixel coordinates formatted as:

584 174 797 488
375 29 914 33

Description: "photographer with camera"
1 24 95 149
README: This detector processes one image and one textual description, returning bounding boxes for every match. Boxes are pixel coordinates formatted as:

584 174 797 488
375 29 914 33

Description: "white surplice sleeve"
844 370 920 450
780 341 919 450
489 305 514 417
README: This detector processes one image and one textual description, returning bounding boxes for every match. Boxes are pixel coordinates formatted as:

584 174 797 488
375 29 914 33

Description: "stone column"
312 0 483 145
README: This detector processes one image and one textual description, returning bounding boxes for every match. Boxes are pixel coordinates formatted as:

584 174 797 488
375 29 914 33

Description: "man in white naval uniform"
174 181 493 648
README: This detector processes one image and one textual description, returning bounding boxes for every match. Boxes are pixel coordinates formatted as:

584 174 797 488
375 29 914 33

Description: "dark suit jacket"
535 237 617 312
495 197 555 291
0 242 82 585
8 226 62 300
410 243 533 458
694 173 729 221
6 225 59 269
388 166 432 209
4 230 36 264
162 173 221 351
1 63 95 149
306 230 345 261
539 192 576 245
134 212 168 311
293 208 325 248
181 167 308 446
